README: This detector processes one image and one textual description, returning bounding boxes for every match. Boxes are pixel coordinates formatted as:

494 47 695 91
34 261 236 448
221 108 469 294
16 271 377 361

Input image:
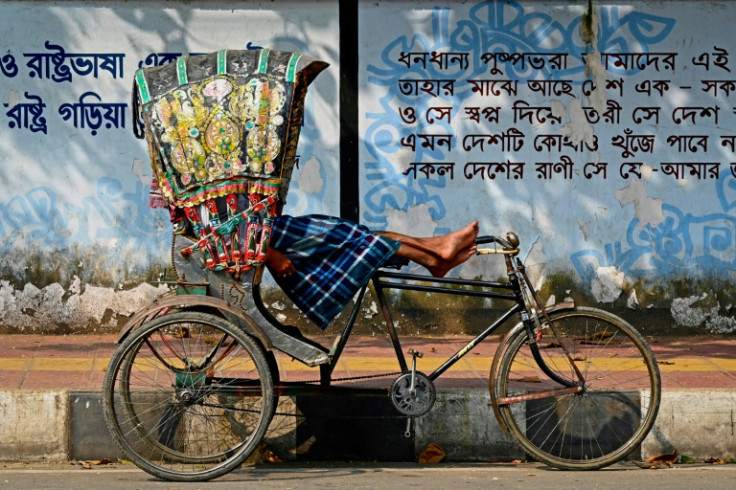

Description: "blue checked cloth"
269 215 400 329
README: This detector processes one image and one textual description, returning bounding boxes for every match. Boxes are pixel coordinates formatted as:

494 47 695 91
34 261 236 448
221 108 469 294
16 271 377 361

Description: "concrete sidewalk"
0 333 734 463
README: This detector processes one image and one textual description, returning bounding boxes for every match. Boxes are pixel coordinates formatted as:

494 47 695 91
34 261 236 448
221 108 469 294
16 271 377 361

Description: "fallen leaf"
657 360 675 365
704 457 724 464
587 330 615 341
244 441 269 464
265 449 284 464
646 449 678 467
419 443 445 464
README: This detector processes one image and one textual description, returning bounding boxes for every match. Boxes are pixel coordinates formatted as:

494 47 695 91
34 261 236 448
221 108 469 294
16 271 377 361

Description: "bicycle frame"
123 234 583 406
300 235 581 394
332 270 523 382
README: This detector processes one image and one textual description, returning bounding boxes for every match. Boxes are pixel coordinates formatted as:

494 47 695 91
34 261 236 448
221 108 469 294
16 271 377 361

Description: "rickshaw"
102 48 661 482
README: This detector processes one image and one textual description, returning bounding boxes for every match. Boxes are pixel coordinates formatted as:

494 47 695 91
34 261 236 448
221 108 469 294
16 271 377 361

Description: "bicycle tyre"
102 311 275 481
493 307 660 470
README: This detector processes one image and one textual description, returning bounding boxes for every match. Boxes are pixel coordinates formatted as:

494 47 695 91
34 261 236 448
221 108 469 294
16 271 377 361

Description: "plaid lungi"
269 215 400 329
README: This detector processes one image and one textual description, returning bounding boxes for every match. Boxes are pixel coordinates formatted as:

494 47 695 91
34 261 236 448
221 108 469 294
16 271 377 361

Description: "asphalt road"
1 461 735 489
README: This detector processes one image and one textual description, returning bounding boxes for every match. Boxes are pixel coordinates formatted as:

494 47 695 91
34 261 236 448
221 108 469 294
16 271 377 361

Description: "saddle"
133 48 328 276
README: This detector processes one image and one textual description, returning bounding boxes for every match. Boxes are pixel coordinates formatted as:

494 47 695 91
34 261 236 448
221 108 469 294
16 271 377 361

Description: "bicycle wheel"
103 311 275 481
493 307 660 469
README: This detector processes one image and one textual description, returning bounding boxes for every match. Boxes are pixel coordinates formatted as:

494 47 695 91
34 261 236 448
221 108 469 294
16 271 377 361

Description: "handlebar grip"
475 233 520 250
475 236 496 245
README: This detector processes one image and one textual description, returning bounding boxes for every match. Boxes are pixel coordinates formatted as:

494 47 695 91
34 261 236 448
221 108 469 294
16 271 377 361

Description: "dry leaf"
645 449 678 468
244 441 269 463
587 330 615 341
265 449 284 463
78 458 113 469
703 457 724 464
419 443 445 464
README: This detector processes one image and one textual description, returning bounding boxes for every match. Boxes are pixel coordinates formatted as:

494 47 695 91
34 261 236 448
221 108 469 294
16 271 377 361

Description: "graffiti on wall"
0 177 169 275
0 39 329 285
361 0 736 291
572 172 736 284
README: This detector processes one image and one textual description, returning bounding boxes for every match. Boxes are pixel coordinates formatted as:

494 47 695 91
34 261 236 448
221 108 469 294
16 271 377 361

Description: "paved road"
1 462 735 489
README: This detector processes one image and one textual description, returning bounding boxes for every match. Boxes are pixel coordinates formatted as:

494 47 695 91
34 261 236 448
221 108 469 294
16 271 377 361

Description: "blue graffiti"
363 0 675 230
0 178 169 264
572 172 736 285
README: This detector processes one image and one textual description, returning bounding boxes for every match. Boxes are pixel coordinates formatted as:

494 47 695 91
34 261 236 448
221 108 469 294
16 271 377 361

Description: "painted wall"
0 0 339 332
2 0 736 334
358 0 736 334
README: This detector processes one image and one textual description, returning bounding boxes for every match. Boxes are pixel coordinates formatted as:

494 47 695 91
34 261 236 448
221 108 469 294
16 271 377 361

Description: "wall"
0 0 339 332
358 0 736 334
1 0 736 334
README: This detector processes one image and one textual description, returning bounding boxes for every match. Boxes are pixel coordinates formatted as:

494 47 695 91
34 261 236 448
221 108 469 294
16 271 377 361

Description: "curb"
1 388 735 463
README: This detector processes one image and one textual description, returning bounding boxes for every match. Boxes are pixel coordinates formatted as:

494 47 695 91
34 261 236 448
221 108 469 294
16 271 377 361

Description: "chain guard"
390 371 436 417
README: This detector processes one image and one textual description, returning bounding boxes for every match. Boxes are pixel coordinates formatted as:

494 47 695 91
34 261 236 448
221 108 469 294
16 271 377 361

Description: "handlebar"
475 232 520 251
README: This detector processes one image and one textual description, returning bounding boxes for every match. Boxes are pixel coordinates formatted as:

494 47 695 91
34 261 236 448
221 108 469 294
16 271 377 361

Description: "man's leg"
376 220 479 261
392 243 476 278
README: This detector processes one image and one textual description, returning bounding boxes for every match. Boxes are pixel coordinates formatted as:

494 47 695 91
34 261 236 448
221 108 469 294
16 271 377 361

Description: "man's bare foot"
436 221 479 261
428 243 477 278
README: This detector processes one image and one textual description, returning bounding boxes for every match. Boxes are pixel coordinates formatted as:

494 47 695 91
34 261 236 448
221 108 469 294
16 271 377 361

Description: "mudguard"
116 293 273 350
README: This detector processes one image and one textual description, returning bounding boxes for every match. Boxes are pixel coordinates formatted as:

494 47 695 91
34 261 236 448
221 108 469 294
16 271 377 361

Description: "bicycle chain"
271 370 408 420
285 370 403 385
200 371 413 420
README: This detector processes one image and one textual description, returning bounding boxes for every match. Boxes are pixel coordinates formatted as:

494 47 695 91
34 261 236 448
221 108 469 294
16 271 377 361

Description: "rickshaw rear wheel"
103 311 275 482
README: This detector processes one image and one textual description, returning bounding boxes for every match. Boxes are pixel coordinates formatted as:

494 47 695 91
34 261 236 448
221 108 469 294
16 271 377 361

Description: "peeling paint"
582 7 607 116
0 278 169 333
590 266 625 303
363 300 378 319
270 301 286 311
627 289 639 309
615 180 665 227
670 293 736 333
560 98 595 149
525 237 547 292
578 220 590 240
385 204 438 237
130 158 146 184
296 155 324 195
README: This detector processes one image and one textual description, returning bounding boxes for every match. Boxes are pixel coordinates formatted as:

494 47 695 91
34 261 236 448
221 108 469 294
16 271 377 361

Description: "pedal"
404 417 413 438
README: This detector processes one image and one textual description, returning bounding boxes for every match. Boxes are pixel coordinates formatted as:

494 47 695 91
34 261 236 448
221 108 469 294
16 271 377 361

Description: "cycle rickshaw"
102 48 661 481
